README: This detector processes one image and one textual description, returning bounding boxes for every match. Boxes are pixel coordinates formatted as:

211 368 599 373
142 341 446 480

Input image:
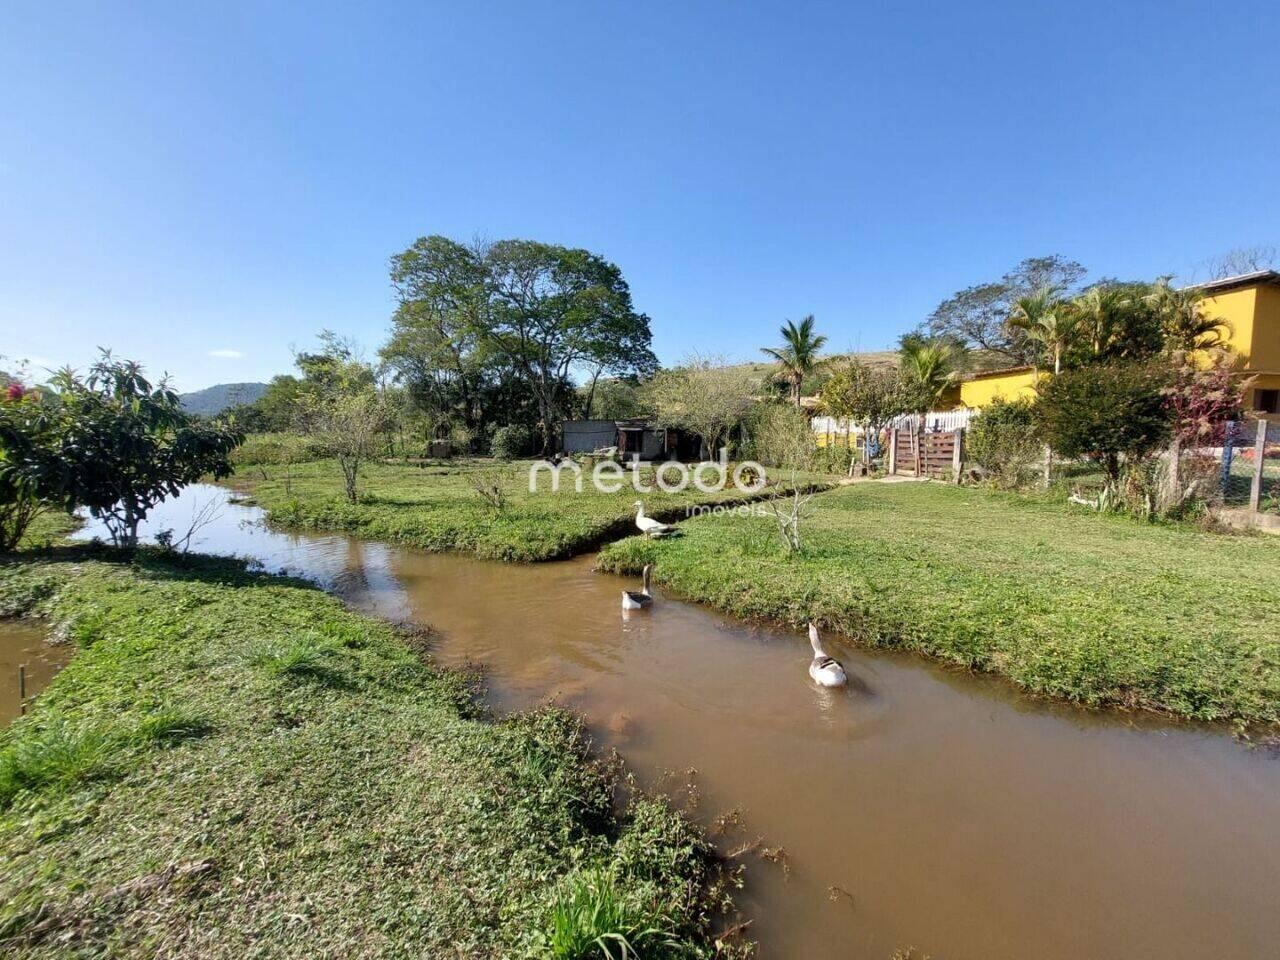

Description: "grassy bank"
599 482 1280 726
0 549 740 957
235 456 829 562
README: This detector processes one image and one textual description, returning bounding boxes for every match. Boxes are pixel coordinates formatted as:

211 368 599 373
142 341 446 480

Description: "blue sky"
2 1 1277 391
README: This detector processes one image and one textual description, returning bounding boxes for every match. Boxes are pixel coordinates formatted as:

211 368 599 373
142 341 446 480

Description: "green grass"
235 455 830 562
0 550 738 957
598 481 1280 726
13 511 81 552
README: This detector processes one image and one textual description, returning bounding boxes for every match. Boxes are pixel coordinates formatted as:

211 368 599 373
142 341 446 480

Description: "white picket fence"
812 409 975 437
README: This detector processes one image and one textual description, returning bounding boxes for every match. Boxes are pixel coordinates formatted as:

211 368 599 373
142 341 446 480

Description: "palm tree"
898 336 963 413
1145 277 1231 354
1008 284 1076 374
762 315 828 406
1070 285 1137 362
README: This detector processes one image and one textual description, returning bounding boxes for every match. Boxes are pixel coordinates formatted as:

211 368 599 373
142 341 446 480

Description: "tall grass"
0 718 117 807
537 868 680 960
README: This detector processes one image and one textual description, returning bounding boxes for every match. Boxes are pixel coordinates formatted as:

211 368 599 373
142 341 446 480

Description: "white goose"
633 501 677 538
621 564 654 610
807 622 848 687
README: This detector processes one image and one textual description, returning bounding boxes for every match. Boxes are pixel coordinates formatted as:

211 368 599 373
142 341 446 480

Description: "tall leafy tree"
761 315 827 406
925 255 1087 363
382 236 491 434
484 240 657 454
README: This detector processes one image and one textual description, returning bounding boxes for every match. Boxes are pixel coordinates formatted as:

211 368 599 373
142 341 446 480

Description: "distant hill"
180 382 267 416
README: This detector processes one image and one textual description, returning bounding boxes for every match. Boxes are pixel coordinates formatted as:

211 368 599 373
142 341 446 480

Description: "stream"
70 484 1280 960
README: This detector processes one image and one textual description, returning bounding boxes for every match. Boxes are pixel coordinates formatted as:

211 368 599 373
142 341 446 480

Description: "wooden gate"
920 430 963 480
889 426 963 481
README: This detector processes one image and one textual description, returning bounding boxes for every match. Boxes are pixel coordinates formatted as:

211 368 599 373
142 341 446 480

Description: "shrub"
966 398 1041 488
1034 362 1172 486
3 354 243 547
491 423 536 460
230 432 324 467
746 403 815 470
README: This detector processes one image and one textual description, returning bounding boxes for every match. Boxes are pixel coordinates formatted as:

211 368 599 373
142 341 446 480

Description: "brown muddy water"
76 485 1280 959
0 622 71 725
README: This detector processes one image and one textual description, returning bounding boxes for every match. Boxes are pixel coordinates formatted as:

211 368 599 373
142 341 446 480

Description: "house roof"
1192 270 1280 295
959 365 1037 382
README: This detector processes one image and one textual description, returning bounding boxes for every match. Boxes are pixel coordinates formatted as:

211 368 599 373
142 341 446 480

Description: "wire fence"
1219 419 1280 512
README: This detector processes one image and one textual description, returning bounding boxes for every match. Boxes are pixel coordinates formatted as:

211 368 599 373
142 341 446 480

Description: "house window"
1255 389 1280 414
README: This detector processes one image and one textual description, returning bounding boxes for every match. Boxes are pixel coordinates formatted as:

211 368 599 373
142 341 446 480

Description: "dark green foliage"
490 423 537 460
967 398 1041 487
761 314 827 406
383 235 659 455
1034 362 1172 483
1 353 243 548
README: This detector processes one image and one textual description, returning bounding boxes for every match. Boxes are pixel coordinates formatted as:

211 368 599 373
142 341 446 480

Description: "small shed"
559 418 699 461
615 418 666 460
561 419 619 454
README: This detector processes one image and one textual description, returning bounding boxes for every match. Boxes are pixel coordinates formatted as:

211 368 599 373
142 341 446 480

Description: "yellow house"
1195 270 1280 414
950 366 1042 409
946 271 1280 414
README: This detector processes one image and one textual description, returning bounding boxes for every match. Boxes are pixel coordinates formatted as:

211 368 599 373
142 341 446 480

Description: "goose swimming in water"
807 622 848 687
633 501 677 538
621 564 654 610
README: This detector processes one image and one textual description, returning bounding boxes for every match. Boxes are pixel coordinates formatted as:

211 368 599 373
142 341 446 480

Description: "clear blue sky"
3 1 1277 391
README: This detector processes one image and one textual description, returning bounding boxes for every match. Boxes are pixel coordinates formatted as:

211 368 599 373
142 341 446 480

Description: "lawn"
234 456 830 562
598 481 1280 726
0 549 739 957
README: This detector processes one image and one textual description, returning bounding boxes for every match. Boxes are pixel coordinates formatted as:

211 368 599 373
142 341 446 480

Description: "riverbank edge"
0 548 749 957
228 459 835 562
593 491 1280 733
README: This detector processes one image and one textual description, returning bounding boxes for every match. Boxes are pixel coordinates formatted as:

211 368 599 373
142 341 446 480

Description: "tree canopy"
381 235 657 453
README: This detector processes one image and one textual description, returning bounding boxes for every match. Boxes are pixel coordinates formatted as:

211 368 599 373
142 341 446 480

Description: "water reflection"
71 485 1280 960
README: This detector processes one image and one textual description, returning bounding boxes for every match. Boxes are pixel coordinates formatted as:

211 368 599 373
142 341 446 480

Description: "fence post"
952 429 963 483
1221 420 1237 493
913 419 922 477
1250 419 1267 513
888 429 897 475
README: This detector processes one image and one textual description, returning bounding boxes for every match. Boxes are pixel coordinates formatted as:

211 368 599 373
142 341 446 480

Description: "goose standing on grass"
633 501 677 538
807 622 848 687
621 564 654 610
